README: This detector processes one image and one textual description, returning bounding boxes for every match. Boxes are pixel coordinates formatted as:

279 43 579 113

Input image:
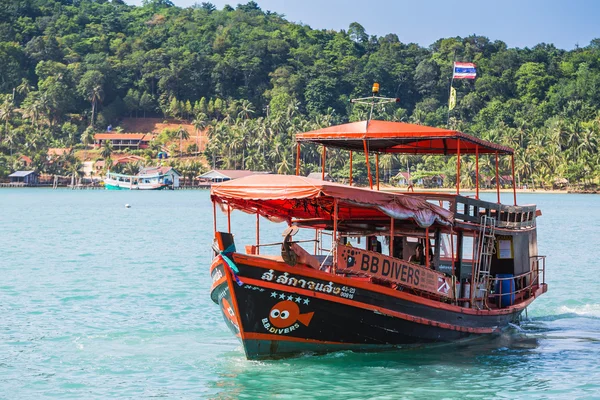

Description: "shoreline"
378 185 571 194
0 183 584 194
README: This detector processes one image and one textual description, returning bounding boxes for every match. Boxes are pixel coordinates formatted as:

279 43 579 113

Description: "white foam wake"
559 304 600 317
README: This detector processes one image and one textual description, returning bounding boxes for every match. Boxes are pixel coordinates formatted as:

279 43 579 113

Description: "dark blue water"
1 189 598 399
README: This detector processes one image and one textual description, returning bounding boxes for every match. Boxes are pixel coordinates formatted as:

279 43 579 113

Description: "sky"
126 0 599 50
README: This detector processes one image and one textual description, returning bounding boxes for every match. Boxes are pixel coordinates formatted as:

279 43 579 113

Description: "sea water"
1 189 599 399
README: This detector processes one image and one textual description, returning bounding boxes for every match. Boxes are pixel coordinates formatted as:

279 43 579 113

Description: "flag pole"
447 50 456 127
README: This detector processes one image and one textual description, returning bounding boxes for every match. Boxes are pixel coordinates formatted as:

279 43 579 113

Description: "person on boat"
368 236 382 253
409 243 433 267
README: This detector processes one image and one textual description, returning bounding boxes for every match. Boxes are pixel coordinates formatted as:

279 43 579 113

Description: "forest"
1 0 600 188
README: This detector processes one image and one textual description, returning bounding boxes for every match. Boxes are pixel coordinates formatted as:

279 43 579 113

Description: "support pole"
363 140 373 190
256 212 260 255
333 199 338 267
376 153 380 191
450 229 455 276
475 145 480 200
213 201 217 234
495 151 500 204
425 227 430 269
511 154 517 205
321 146 326 180
295 143 301 176
349 151 353 186
456 140 461 195
227 204 231 233
390 217 394 257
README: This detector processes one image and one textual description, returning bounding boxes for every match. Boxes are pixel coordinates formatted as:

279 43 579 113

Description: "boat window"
439 233 456 260
438 232 457 274
462 235 474 261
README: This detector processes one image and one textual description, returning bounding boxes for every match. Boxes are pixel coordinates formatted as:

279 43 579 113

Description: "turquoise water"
1 189 599 399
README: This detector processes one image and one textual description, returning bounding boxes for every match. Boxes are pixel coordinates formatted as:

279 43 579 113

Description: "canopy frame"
294 120 517 205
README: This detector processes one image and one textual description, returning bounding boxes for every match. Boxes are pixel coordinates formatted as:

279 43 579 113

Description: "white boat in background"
104 167 181 190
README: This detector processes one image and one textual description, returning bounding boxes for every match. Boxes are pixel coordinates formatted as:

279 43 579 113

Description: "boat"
209 119 547 360
104 166 180 190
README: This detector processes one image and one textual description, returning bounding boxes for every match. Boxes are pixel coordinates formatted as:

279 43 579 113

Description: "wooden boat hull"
210 253 546 360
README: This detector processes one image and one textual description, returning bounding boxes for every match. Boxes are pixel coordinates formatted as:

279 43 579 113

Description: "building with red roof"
94 133 156 150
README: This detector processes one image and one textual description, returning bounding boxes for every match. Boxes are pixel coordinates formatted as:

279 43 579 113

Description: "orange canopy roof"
211 174 453 228
295 120 513 155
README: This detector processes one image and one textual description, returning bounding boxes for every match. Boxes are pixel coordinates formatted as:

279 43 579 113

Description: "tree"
140 92 154 118
348 22 368 44
192 114 208 154
101 140 113 160
78 70 105 126
177 125 190 156
67 159 84 187
0 95 14 145
123 89 141 117
81 126 95 160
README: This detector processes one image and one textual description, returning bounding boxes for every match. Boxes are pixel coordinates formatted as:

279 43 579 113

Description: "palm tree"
80 126 95 160
0 95 14 144
188 160 204 185
101 140 113 159
177 125 190 157
122 161 142 176
67 159 84 187
379 154 396 183
276 152 292 174
191 114 208 155
4 130 17 156
16 78 33 98
21 95 43 131
78 70 105 127
238 100 255 120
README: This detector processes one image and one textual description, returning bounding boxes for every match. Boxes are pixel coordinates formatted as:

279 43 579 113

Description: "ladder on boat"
472 215 496 309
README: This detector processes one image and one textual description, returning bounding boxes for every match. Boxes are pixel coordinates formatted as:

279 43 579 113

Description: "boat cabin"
211 174 544 310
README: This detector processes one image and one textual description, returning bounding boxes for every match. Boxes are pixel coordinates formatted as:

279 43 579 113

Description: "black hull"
210 255 539 360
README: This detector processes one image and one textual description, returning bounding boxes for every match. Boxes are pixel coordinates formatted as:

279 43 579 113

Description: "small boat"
104 167 180 190
209 119 547 360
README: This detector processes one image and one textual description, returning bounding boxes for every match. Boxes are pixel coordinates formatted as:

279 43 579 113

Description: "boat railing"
530 255 547 287
399 193 537 229
245 238 319 256
453 195 537 229
482 255 546 308
254 239 318 249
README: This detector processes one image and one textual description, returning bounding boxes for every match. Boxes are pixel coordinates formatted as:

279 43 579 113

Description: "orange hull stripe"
210 276 228 293
240 276 497 334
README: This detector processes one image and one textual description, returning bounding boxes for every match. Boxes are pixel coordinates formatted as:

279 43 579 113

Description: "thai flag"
453 62 477 79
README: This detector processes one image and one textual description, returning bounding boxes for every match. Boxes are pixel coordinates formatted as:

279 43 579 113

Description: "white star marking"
279 293 286 299
287 295 294 301
295 296 302 303
303 298 310 305
271 292 278 298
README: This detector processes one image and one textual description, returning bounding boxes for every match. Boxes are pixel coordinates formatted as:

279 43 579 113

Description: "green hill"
1 0 599 188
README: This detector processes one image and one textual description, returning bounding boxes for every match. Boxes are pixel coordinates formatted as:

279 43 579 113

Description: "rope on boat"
219 243 244 286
